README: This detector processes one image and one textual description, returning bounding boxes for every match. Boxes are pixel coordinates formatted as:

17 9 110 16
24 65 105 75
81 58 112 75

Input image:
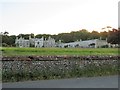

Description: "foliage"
17 33 35 39
90 31 100 39
101 45 109 48
100 31 108 40
1 29 109 46
1 27 119 46
107 28 120 44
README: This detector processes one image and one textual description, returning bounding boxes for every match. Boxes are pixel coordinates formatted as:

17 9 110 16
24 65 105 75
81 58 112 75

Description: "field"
1 47 119 56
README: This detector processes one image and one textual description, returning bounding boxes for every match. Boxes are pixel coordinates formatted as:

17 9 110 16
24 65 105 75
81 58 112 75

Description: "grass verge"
1 47 119 56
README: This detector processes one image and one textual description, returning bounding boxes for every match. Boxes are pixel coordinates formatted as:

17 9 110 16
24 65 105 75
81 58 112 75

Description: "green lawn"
1 47 119 56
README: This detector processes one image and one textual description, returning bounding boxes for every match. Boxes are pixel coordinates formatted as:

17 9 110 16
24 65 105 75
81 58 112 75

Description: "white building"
34 37 44 48
58 39 108 48
15 36 55 48
43 36 55 47
15 36 109 48
15 37 30 47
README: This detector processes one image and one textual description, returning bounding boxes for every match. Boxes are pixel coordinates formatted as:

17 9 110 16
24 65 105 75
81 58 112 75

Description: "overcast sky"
1 0 119 35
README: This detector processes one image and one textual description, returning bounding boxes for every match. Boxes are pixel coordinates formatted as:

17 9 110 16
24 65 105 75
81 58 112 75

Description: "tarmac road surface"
2 75 118 88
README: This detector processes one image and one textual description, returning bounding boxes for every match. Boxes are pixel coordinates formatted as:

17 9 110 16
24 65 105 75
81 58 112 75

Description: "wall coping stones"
1 55 119 61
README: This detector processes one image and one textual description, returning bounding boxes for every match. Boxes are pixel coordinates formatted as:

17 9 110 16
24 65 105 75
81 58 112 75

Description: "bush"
101 45 108 48
2 43 9 47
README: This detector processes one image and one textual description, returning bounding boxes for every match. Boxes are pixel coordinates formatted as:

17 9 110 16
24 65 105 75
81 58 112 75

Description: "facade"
43 36 55 47
15 36 55 48
34 37 44 48
15 37 30 47
58 39 108 48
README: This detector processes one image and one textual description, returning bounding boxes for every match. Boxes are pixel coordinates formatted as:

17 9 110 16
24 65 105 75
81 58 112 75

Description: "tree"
2 31 17 47
9 35 16 46
107 28 120 44
100 31 108 40
3 31 9 35
76 29 90 40
89 31 100 39
2 31 9 46
56 33 74 43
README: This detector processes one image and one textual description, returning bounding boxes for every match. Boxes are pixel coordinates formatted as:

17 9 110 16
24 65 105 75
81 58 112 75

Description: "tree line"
1 27 120 47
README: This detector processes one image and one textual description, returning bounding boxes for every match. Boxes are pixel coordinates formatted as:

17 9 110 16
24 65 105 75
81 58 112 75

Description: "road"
2 75 118 88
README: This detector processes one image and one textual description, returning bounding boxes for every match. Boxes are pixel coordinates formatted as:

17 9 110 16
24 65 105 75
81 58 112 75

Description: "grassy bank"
1 47 119 56
2 60 118 82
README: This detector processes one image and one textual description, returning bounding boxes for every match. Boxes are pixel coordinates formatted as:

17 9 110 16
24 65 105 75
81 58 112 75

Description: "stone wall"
2 55 119 82
2 58 118 74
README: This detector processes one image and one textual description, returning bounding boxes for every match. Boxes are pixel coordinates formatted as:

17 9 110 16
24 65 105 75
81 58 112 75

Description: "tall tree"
90 31 100 39
100 31 108 40
3 31 9 35
107 28 120 44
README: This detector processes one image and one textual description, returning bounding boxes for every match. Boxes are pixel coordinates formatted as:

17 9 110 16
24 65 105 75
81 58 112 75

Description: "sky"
0 0 119 35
